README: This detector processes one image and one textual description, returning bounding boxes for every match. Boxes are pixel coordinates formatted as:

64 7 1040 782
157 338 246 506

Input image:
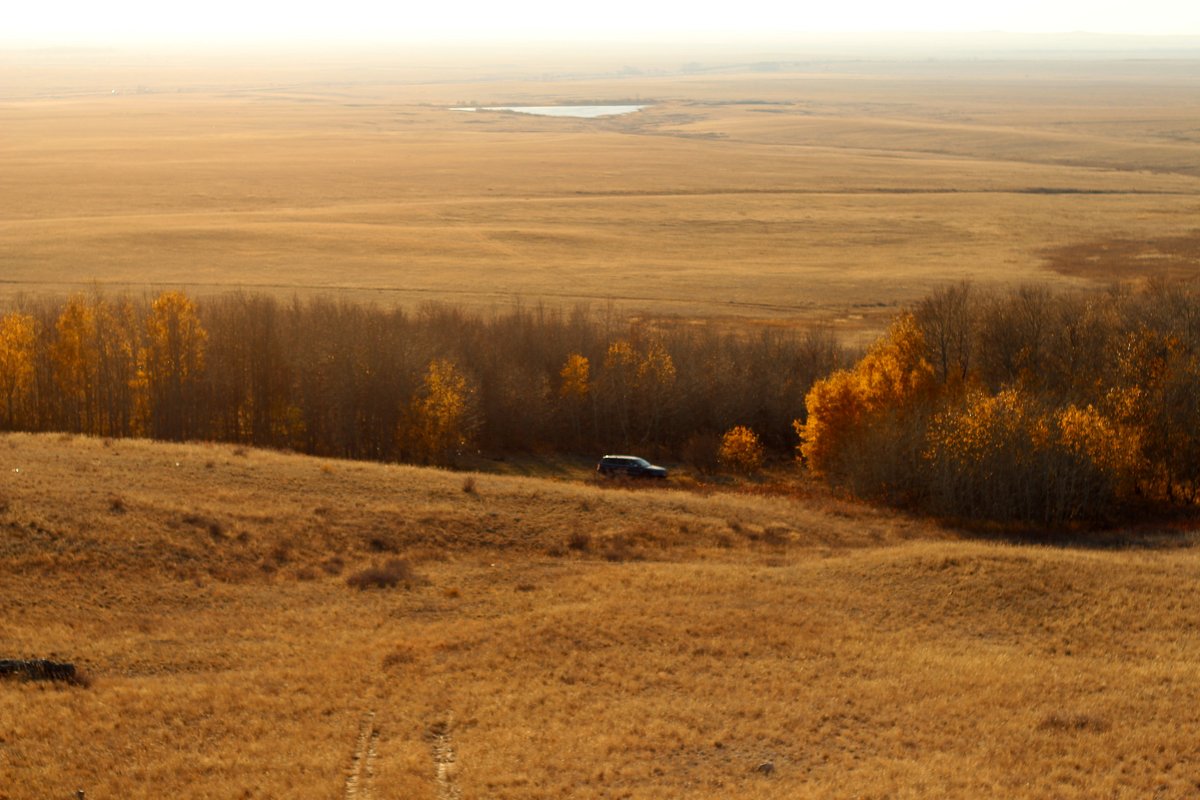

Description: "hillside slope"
2 433 1199 799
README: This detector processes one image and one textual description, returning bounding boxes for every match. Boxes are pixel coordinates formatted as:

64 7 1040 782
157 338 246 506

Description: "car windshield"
632 458 650 467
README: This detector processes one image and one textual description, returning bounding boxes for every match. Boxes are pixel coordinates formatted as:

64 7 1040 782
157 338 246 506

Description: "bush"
718 425 765 475
346 559 418 590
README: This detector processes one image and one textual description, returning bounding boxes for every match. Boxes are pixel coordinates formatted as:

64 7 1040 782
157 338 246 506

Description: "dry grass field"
3 432 1200 798
2 48 1199 335
4 45 1200 797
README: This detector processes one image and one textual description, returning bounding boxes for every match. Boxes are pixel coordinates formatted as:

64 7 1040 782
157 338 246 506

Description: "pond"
451 105 646 118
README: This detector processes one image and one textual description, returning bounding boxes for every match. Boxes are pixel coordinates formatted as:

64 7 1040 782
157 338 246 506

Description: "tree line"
7 280 1195 524
0 291 844 464
798 278 1200 523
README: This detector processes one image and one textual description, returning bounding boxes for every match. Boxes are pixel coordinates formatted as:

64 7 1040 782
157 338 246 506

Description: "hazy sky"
7 0 1200 44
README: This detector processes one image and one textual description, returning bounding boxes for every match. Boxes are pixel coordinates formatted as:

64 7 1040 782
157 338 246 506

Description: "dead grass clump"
320 556 345 575
108 495 127 513
1037 713 1111 734
602 536 642 562
382 645 420 670
762 525 794 547
268 544 291 566
567 531 591 551
462 476 478 494
182 513 225 540
0 494 9 514
346 558 419 590
368 534 399 553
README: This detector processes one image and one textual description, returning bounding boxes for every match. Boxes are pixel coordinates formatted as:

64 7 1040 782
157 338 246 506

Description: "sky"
5 0 1200 44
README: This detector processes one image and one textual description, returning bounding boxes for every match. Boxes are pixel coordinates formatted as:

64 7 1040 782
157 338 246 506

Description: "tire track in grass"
344 711 379 800
428 715 462 800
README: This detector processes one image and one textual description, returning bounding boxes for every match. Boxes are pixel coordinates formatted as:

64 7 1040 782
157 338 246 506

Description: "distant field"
2 50 1199 334
3 433 1200 798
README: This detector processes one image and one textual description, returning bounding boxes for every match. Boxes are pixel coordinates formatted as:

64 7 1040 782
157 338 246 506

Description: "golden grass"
2 52 1199 337
3 432 1200 797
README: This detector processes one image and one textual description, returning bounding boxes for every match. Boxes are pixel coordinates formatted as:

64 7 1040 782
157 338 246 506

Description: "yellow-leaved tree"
559 352 590 446
143 291 207 440
52 295 99 433
0 312 37 430
719 425 764 475
795 313 935 492
559 353 590 400
924 389 1138 524
408 358 477 465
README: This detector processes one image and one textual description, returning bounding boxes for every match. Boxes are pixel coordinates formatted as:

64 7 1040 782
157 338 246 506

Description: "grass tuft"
346 558 418 590
462 476 478 494
1037 713 1112 733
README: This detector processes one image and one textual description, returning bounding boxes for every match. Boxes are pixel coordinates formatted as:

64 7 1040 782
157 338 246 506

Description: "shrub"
718 426 764 475
346 558 417 590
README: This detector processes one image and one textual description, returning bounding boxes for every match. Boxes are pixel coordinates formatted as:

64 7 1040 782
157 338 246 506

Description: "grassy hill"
2 432 1199 798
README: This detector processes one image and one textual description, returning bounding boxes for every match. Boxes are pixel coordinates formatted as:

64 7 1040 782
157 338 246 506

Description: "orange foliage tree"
558 352 590 446
795 313 935 484
0 312 37 430
407 359 477 465
143 291 208 440
52 295 99 433
924 389 1138 523
719 425 764 475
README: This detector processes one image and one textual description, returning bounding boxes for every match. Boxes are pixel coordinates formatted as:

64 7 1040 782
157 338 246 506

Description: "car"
596 455 668 480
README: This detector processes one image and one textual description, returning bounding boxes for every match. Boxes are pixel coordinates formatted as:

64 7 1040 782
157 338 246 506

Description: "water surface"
452 105 646 118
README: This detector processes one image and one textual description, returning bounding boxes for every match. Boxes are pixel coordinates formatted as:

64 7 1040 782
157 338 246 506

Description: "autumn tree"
406 359 477 466
558 352 590 446
599 339 638 444
143 291 207 440
796 312 935 498
719 425 764 475
1106 328 1200 501
0 312 37 430
93 297 142 437
51 295 99 433
924 389 1136 524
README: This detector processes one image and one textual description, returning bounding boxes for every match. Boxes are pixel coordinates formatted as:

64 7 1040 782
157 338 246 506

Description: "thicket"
0 291 844 464
798 279 1200 524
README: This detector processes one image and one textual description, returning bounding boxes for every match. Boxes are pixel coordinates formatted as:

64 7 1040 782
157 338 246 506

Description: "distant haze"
5 0 1200 45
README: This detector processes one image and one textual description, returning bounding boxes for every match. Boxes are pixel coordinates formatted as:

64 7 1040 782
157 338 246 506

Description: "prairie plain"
5 45 1200 799
2 48 1199 336
4 433 1200 799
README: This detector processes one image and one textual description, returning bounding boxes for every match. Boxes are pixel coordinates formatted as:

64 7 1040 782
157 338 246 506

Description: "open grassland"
2 51 1199 335
3 433 1200 798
